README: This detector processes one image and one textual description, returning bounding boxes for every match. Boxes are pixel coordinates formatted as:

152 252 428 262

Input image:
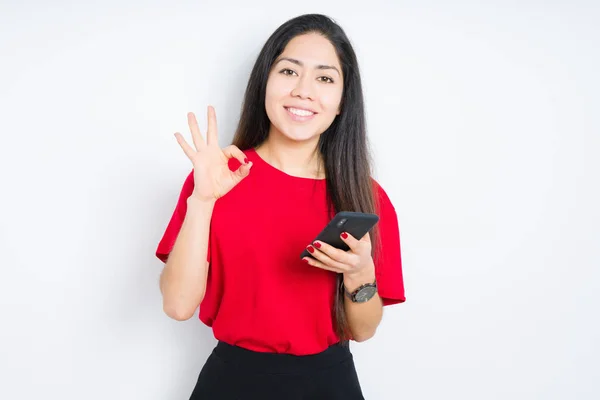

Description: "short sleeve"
373 181 406 306
155 170 199 263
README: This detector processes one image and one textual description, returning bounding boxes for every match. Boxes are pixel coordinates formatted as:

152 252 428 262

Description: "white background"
1 1 599 399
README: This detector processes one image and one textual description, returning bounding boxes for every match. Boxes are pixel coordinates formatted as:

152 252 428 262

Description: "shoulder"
183 169 195 186
174 170 195 201
371 178 396 214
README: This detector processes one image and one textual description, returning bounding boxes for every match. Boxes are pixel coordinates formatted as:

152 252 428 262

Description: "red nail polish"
307 245 315 254
341 232 348 239
244 157 249 164
303 258 309 263
314 242 321 249
228 158 241 172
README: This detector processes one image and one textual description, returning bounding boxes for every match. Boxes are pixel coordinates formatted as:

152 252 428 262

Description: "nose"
291 75 314 100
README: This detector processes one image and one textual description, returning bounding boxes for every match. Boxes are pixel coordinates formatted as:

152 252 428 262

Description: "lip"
284 106 317 122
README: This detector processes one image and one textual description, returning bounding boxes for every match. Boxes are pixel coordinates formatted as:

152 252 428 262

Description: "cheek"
265 76 289 123
320 89 343 114
266 75 292 104
264 79 276 109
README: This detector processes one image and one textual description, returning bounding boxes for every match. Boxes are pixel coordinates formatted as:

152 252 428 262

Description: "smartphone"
300 211 380 259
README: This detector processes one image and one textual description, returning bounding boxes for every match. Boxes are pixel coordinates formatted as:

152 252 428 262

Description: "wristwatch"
344 279 378 303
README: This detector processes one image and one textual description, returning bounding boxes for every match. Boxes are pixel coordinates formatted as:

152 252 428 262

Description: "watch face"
355 286 377 302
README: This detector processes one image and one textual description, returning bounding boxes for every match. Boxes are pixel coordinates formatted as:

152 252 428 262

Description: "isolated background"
1 1 598 399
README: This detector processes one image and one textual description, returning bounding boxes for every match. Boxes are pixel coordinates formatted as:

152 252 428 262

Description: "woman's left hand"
303 232 375 282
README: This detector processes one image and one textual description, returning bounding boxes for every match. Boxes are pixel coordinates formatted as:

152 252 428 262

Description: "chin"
269 120 319 142
280 128 322 142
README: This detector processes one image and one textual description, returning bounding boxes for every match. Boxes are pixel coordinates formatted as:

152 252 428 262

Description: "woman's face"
265 33 344 144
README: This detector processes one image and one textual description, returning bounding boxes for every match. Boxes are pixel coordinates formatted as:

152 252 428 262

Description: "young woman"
156 13 406 400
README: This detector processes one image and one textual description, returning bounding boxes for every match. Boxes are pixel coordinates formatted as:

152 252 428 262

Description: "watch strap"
343 279 377 301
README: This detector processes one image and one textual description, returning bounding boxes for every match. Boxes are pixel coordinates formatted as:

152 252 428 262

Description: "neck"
256 132 325 180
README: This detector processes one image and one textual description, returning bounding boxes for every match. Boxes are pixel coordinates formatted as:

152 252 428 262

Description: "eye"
318 76 334 84
280 68 297 76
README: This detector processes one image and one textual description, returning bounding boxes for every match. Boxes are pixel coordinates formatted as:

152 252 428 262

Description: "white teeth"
287 107 314 117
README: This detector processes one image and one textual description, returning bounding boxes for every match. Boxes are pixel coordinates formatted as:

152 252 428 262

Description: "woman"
156 13 406 400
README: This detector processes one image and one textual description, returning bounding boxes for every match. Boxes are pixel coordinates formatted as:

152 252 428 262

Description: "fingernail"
313 242 321 249
306 245 315 254
244 157 248 164
302 258 309 263
227 158 241 172
341 232 348 239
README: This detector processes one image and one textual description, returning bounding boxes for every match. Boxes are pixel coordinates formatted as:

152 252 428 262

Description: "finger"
222 145 249 167
312 240 352 264
231 160 253 182
187 112 206 150
206 106 218 146
174 132 196 160
305 245 349 272
340 231 362 251
361 232 372 243
302 256 345 274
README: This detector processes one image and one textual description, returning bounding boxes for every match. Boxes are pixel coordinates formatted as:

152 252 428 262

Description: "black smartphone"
300 211 380 259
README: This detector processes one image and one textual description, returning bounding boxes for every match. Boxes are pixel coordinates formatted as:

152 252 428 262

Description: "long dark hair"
232 14 380 342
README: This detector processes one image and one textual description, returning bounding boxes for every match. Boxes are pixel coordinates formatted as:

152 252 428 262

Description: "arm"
344 183 405 340
303 233 384 342
158 107 252 321
343 266 383 342
160 196 215 321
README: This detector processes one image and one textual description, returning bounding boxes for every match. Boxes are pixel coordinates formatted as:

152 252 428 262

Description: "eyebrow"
275 57 341 76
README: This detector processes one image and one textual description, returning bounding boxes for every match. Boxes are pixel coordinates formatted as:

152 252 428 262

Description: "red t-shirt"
156 148 405 355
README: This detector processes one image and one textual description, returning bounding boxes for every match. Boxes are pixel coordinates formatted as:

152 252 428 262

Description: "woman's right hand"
174 106 252 202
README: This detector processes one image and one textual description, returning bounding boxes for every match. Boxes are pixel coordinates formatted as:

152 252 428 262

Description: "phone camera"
337 218 347 228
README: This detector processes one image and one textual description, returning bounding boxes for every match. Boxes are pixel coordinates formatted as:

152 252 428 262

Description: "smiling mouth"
284 107 317 122
285 107 316 116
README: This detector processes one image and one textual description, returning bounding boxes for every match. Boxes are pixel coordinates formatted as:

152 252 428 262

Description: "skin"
257 32 343 179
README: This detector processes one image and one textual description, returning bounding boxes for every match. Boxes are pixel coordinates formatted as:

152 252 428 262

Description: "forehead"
279 33 341 68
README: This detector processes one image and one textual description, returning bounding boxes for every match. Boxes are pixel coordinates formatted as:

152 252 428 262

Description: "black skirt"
189 341 365 400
